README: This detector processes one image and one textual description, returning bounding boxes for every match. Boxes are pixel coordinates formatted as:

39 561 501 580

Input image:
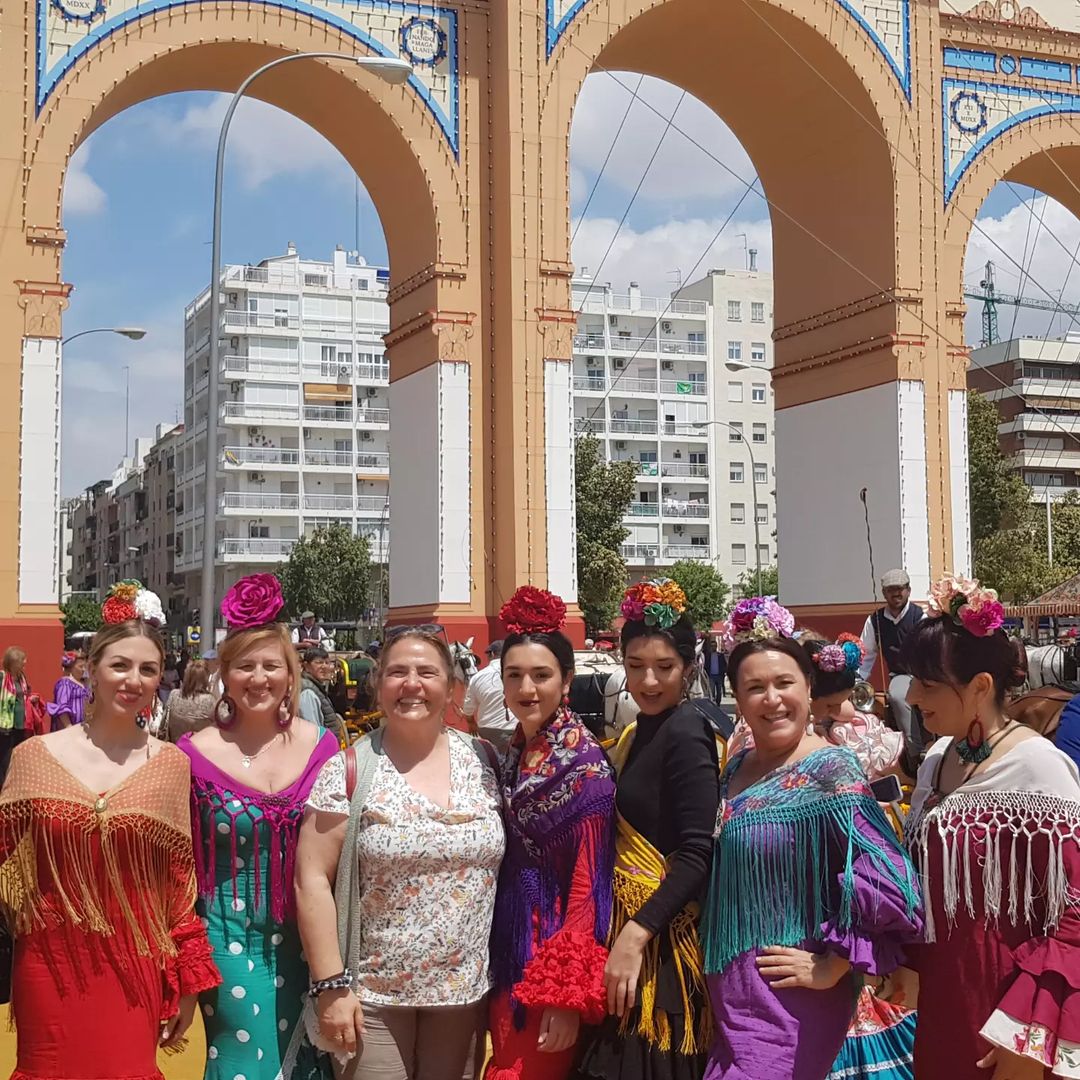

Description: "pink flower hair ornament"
220 573 285 631
927 574 1005 638
719 596 796 655
812 633 864 674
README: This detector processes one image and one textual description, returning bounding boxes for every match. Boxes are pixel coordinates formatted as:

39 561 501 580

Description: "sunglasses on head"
383 623 447 643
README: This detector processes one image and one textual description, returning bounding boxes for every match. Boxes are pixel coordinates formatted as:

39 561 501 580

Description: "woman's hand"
976 1046 1045 1079
537 1007 580 1053
755 947 851 990
160 993 198 1049
604 920 651 1018
317 987 365 1056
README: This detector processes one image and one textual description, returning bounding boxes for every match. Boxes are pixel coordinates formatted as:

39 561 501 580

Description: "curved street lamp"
200 51 413 646
62 327 147 347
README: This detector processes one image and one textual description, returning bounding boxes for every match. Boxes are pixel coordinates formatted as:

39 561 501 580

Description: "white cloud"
63 146 107 216
572 215 771 296
965 189 1080 342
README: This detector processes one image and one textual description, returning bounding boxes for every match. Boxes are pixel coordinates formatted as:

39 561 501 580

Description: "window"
728 422 744 442
754 462 768 483
752 423 768 444
732 544 747 565
756 503 769 524
691 536 708 547
249 524 270 539
730 503 745 524
752 384 766 403
728 300 742 321
688 331 706 343
728 341 742 360
751 342 767 363
730 462 744 483
727 381 744 403
751 302 765 323
757 544 771 563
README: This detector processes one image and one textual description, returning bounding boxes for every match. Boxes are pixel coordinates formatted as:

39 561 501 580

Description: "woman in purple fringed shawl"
179 574 338 1080
485 587 616 1080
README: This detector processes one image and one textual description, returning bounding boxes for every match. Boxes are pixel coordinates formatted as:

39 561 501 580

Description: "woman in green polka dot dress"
179 576 339 1079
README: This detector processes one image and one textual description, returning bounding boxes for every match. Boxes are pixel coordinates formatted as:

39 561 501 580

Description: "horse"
447 638 480 687
1024 642 1080 690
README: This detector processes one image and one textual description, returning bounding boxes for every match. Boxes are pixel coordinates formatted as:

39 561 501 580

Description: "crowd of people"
0 567 1075 1080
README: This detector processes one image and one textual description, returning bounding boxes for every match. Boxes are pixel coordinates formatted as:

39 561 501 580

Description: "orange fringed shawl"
0 738 197 960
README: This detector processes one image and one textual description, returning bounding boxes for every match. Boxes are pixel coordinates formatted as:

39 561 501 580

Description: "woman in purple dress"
701 601 923 1080
47 651 89 729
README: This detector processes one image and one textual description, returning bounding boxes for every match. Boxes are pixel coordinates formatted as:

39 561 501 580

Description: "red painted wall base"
0 618 65 699
384 611 588 653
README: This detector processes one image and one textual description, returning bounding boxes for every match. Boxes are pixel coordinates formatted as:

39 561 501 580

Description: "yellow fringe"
608 724 712 1056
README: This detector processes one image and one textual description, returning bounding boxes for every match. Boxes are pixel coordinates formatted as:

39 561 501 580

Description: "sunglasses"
383 623 447 643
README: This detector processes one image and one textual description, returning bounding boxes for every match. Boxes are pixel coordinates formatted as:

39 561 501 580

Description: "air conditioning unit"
247 427 260 436
366 387 378 397
361 432 373 441
303 428 312 439
673 450 683 459
661 361 675 371
613 358 626 369
247 472 263 482
674 525 685 535
662 322 673 333
338 365 351 377
615 441 627 450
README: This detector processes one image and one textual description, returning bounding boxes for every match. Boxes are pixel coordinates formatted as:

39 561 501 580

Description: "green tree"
60 595 103 636
575 435 637 633
1032 489 1080 574
669 560 729 630
278 525 372 623
736 565 778 599
973 528 1068 602
968 390 1031 541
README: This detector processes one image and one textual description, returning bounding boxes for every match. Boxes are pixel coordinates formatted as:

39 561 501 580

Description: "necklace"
932 720 1017 796
237 732 283 769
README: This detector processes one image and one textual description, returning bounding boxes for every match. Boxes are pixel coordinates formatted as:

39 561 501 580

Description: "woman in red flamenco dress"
0 594 220 1080
902 577 1080 1080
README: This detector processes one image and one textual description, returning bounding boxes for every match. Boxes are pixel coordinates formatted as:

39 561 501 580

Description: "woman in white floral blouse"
296 627 505 1080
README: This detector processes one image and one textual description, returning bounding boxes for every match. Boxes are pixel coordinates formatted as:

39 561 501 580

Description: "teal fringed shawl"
701 747 920 976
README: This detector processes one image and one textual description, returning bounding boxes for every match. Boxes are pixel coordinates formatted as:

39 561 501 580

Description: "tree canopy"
60 594 103 636
277 525 373 622
668 560 729 630
736 564 778 599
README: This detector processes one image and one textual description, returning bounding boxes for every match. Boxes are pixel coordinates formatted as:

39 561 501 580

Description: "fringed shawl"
703 746 921 977
181 730 337 924
905 736 1080 942
490 708 615 996
0 738 195 960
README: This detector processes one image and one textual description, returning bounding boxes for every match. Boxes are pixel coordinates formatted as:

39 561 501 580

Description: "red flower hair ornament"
499 586 567 635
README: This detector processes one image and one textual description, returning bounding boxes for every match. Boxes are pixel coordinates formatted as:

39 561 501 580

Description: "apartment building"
969 334 1080 499
174 245 391 607
570 262 775 590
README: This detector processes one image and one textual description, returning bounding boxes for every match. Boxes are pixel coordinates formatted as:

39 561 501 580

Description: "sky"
59 72 1080 494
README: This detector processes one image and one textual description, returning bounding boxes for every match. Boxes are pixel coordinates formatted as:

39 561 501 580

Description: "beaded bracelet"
308 969 352 998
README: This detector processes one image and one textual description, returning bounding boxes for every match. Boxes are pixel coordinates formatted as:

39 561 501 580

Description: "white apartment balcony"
573 375 607 393
621 543 661 561
301 494 389 514
609 336 658 356
664 544 712 560
224 264 301 288
1011 449 1080 469
223 355 300 379
659 339 707 357
661 461 709 478
659 379 707 396
302 449 354 470
301 362 390 384
302 406 391 428
356 451 390 473
575 375 658 396
663 501 709 519
222 402 300 425
625 503 660 518
223 445 301 468
356 407 390 428
574 294 707 316
220 493 300 514
574 333 607 351
223 310 300 332
217 538 296 562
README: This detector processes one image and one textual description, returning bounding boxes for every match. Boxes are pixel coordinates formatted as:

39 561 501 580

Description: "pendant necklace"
239 732 283 769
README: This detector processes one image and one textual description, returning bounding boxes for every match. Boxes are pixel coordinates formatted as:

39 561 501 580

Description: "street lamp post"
691 419 764 596
61 327 147 347
200 51 412 647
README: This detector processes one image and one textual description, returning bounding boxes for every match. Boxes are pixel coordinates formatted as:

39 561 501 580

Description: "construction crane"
965 260 1080 346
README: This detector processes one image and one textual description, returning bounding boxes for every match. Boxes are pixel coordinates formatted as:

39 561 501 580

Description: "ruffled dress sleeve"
46 678 81 724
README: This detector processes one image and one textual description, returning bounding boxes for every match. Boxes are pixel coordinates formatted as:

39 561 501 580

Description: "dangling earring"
955 715 991 765
215 695 237 728
88 683 96 705
277 693 293 728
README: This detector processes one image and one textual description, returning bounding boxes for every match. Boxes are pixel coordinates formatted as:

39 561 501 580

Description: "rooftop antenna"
735 233 749 269
667 268 683 291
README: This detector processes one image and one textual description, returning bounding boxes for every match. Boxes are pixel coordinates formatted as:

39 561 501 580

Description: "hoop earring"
277 694 293 728
214 695 237 728
88 684 96 705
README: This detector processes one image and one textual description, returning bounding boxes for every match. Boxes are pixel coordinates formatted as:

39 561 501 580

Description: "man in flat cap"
858 569 926 765
291 611 330 651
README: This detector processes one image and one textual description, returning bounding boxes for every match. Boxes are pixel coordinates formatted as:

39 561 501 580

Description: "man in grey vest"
858 568 926 764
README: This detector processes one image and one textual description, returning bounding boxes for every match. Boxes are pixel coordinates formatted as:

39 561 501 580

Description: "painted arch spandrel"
942 0 1080 33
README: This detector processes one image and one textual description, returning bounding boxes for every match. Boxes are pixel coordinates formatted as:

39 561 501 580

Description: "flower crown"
620 579 688 630
499 586 567 635
927 574 1004 638
102 580 165 627
60 651 79 669
813 633 864 674
221 573 285 631
720 596 795 654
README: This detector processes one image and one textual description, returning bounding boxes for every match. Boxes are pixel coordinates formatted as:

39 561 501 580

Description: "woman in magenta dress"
485 587 615 1080
0 586 220 1080
902 575 1080 1079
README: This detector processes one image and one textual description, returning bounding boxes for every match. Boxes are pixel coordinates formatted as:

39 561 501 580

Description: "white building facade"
175 245 390 609
571 265 775 592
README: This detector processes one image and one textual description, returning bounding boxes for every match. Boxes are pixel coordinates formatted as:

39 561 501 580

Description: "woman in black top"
575 580 719 1080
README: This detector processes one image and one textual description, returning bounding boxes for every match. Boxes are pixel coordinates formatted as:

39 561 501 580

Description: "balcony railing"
221 493 300 511
573 375 607 392
620 543 660 560
302 449 354 468
303 405 354 424
222 402 299 422
223 355 299 377
223 310 300 330
610 418 659 435
609 336 657 354
217 538 297 559
573 334 607 351
222 446 300 466
661 462 709 478
355 407 391 426
356 452 390 471
626 503 660 517
663 502 710 518
659 339 707 356
573 294 707 315
664 544 711 559
659 379 707 395
356 363 390 383
301 362 390 383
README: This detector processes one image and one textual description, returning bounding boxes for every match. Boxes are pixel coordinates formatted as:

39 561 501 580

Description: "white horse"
1025 643 1077 691
448 638 480 686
